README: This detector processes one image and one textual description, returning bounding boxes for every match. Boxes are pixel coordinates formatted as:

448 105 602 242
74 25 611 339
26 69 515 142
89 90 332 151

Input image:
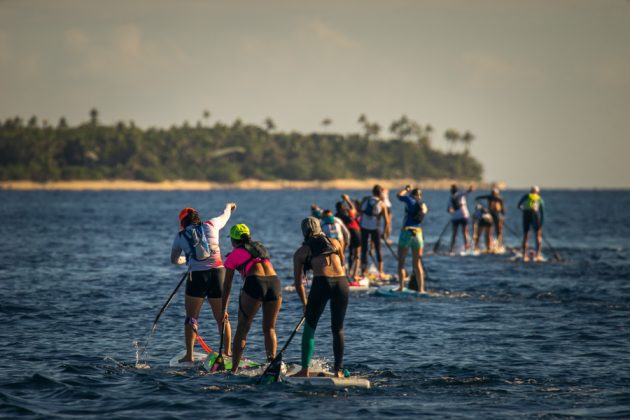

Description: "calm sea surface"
1 189 629 419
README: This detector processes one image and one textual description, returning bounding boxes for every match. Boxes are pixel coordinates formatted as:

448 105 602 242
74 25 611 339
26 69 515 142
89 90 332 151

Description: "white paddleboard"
375 285 432 298
283 375 370 389
169 350 208 368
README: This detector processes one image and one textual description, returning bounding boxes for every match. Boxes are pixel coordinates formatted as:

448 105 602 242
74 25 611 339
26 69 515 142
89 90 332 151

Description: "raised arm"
397 185 411 198
209 202 236 230
341 194 356 212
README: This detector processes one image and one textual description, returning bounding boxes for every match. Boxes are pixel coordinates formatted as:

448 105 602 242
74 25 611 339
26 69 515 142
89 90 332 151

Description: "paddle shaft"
151 271 189 333
505 221 561 261
432 221 451 253
258 316 306 382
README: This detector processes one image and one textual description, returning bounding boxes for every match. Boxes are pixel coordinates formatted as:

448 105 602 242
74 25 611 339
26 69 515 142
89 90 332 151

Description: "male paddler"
292 217 348 378
517 186 545 261
396 186 428 293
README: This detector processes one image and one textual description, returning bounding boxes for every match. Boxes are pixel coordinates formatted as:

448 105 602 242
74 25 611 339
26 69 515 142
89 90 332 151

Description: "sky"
1 0 629 188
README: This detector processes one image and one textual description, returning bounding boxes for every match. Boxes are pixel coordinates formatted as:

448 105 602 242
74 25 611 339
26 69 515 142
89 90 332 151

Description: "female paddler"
170 203 236 363
292 217 349 378
222 224 282 373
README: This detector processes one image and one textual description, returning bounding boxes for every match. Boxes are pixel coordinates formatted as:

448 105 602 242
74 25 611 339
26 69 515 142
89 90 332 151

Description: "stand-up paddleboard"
348 277 374 292
169 350 260 370
375 285 431 298
282 373 370 389
169 350 208 368
282 365 370 389
204 352 260 371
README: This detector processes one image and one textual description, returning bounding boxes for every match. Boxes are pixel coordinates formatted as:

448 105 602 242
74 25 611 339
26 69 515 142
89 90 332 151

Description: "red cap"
178 207 195 228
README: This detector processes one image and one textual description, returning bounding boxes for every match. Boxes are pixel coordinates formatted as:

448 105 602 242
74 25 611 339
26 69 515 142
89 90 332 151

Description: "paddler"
395 186 428 292
448 184 474 254
517 186 545 261
359 184 389 279
170 203 236 363
475 187 506 251
336 194 362 279
292 217 348 378
222 224 282 373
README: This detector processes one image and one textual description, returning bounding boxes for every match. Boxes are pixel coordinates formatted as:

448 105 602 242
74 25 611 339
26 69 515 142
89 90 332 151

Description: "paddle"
432 221 451 254
382 232 431 285
504 223 562 262
258 316 306 384
210 321 226 372
139 271 189 358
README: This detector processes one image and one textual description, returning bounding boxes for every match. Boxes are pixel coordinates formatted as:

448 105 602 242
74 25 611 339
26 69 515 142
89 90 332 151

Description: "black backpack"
235 241 270 273
408 200 425 224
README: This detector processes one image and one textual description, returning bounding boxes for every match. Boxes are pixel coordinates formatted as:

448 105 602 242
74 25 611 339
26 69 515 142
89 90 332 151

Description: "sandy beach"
0 178 500 191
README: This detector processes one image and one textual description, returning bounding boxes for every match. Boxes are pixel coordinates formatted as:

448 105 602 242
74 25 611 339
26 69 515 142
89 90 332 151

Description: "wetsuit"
171 204 232 298
301 235 349 372
517 193 545 233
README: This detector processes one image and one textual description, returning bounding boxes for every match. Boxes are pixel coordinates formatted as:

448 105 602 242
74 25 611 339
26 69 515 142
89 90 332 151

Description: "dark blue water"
1 189 629 419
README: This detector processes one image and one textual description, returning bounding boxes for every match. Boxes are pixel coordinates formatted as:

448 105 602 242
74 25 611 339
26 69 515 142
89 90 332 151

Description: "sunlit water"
1 189 629 418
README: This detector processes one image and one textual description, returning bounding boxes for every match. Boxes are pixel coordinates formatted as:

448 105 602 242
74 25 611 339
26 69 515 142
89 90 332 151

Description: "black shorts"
523 211 542 233
452 218 468 227
348 228 361 249
242 275 282 302
186 268 225 299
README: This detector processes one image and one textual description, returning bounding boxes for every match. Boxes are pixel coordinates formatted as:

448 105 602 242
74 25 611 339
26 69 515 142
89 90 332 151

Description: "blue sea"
1 189 629 419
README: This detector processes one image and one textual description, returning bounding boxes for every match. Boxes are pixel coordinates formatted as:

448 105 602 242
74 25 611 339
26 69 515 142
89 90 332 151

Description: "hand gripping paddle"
210 321 226 372
258 316 305 384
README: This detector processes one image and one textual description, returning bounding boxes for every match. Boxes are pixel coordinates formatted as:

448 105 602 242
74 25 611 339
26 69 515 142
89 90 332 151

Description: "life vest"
363 197 381 217
235 241 270 273
407 199 426 224
180 223 211 261
321 216 341 240
303 234 339 273
523 193 541 212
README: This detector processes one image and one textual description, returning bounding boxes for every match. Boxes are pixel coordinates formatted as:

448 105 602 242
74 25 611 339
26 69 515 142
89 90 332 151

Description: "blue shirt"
398 194 426 228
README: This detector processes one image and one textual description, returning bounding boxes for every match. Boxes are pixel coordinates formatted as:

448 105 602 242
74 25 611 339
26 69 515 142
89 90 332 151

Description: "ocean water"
1 189 629 419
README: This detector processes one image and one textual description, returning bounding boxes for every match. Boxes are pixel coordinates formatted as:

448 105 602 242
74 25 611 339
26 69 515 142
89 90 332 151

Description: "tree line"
0 109 483 183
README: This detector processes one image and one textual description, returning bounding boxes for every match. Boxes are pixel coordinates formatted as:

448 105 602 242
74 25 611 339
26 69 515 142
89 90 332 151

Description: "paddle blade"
258 353 283 384
210 353 225 372
432 240 441 253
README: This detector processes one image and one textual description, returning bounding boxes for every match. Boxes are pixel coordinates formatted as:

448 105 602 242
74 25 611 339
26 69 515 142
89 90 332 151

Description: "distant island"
0 110 483 185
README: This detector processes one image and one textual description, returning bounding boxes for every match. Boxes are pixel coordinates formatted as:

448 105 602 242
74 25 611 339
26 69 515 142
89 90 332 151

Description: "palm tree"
444 129 460 151
202 110 211 126
461 130 475 152
89 108 99 125
264 117 276 132
321 118 332 131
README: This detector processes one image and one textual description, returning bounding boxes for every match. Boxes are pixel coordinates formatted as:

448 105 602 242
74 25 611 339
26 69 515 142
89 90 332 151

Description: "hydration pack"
235 241 271 273
322 216 341 240
408 200 426 224
363 197 380 217
303 234 339 273
181 224 211 261
524 194 541 212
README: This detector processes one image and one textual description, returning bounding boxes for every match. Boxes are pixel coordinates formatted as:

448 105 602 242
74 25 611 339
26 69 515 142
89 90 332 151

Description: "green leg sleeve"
301 322 316 368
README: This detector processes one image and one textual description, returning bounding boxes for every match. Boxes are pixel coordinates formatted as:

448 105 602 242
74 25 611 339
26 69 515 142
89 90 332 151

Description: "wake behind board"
375 285 431 298
169 350 260 370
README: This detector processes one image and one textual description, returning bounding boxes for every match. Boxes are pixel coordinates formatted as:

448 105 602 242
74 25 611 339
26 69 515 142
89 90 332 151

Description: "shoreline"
0 178 500 191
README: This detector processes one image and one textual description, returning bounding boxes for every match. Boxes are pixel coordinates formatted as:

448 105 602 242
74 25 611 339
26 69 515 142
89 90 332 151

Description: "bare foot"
178 356 194 363
334 370 345 378
291 368 309 377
